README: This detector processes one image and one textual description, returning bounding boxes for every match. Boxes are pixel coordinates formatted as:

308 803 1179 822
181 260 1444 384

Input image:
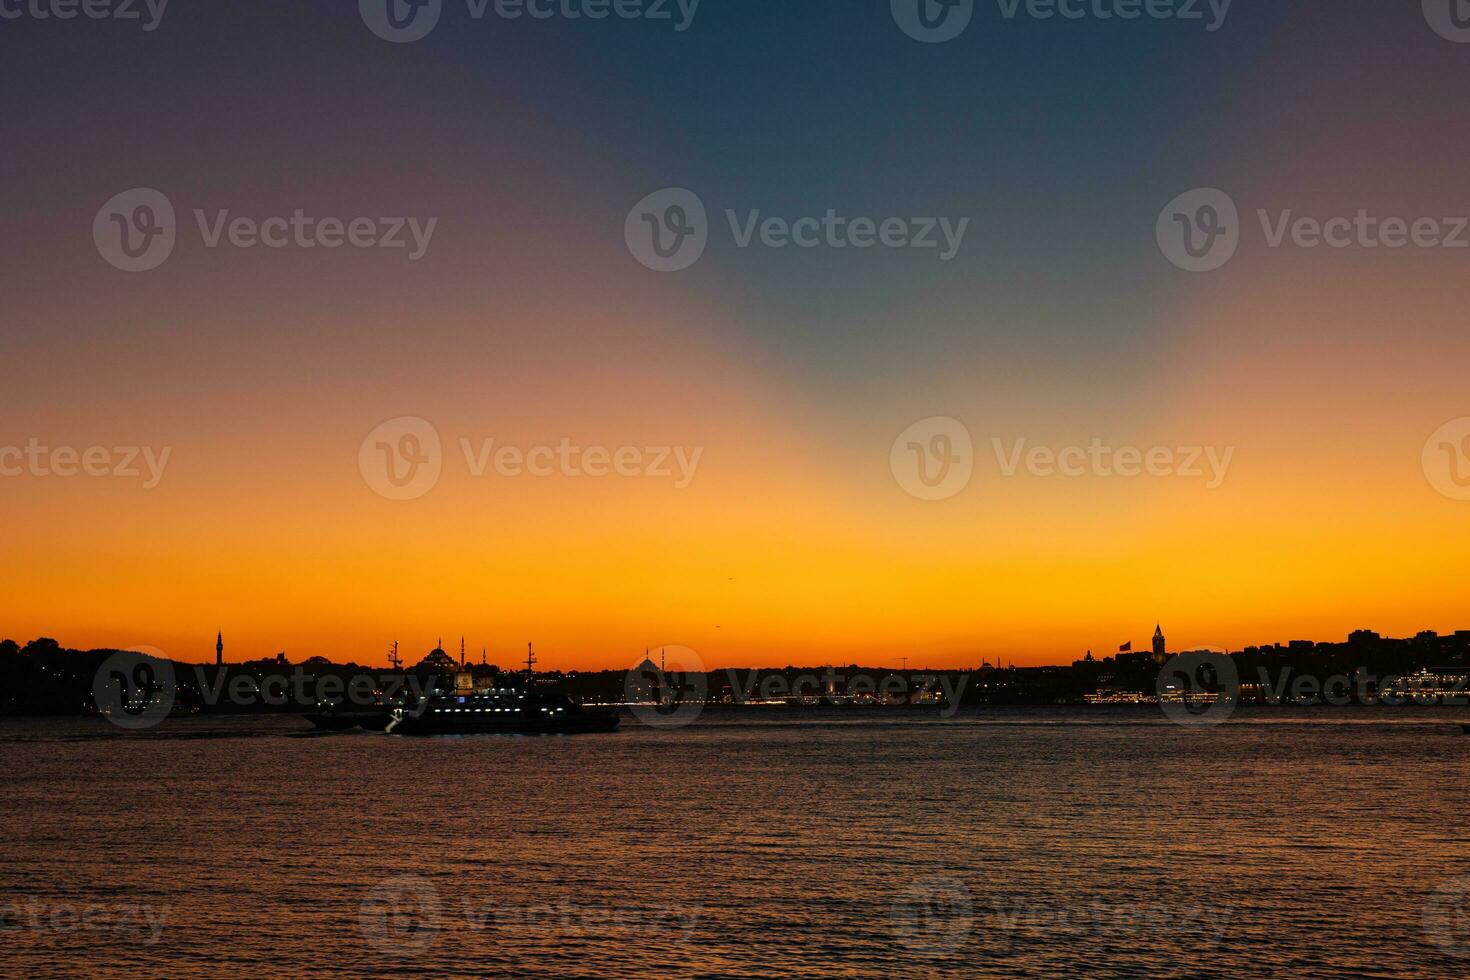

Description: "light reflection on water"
2 706 1468 978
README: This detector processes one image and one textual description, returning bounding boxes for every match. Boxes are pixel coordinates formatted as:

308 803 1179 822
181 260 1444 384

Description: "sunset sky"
4 2 1470 669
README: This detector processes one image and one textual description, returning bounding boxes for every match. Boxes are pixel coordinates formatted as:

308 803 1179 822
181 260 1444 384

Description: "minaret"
216 630 223 667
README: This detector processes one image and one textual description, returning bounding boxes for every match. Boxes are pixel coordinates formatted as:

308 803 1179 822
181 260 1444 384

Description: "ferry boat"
305 642 620 736
389 642 618 736
387 683 619 736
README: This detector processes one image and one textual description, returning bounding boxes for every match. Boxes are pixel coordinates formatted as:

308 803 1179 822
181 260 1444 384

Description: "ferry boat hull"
385 672 620 735
388 704 619 736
